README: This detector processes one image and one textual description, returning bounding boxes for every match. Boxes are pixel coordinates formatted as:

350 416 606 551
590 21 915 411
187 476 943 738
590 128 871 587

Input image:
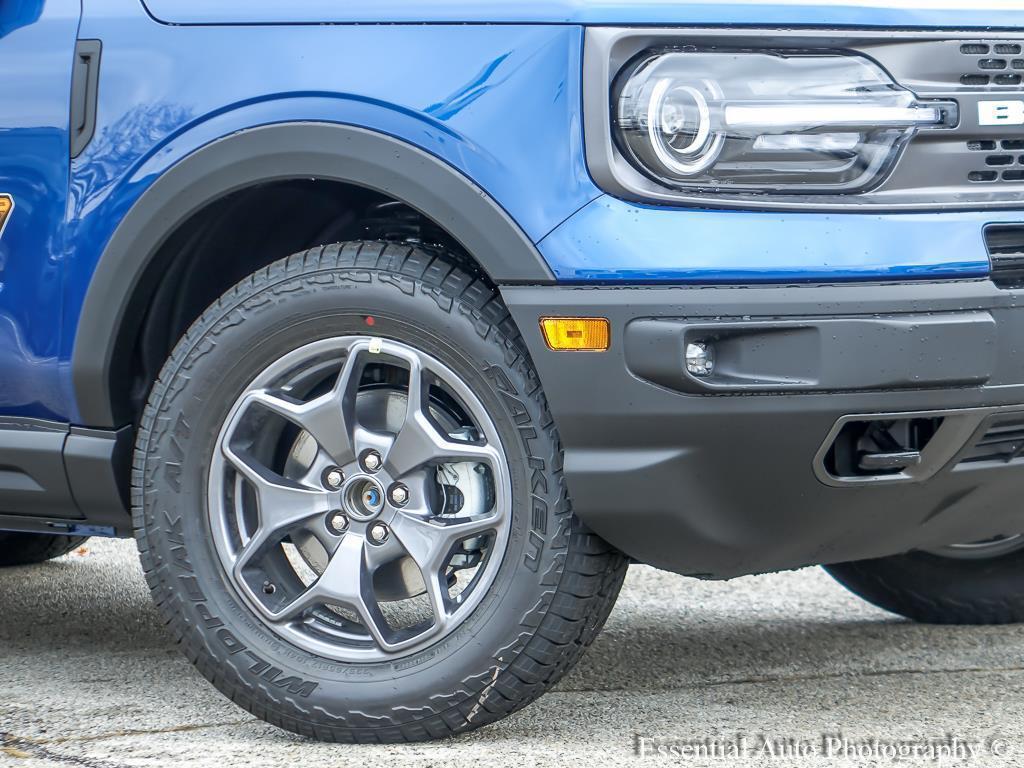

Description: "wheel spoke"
394 512 500 564
272 534 393 646
390 510 500 627
385 356 501 478
222 444 331 572
239 344 366 466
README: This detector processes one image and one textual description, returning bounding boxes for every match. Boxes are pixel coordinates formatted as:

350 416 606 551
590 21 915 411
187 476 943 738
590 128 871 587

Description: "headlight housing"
614 49 957 195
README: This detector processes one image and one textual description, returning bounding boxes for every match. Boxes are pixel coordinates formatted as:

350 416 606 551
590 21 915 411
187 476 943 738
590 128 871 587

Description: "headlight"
614 50 958 195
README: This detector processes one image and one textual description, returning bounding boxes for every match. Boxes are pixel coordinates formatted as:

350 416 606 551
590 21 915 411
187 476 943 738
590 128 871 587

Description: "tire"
824 543 1024 624
133 241 627 743
0 532 88 567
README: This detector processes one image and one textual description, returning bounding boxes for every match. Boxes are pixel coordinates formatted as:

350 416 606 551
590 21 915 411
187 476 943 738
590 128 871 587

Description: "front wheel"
133 242 627 742
824 536 1024 624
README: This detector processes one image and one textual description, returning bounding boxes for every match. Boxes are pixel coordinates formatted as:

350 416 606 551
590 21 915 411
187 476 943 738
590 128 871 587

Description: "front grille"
959 414 1024 465
960 42 1024 86
888 37 1024 207
966 140 1024 183
846 35 1024 207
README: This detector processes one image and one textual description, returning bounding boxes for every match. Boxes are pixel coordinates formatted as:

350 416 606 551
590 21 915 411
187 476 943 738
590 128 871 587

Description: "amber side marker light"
539 317 611 351
0 195 12 237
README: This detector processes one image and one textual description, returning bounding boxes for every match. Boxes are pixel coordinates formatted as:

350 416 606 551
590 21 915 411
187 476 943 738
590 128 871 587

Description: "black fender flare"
72 122 555 427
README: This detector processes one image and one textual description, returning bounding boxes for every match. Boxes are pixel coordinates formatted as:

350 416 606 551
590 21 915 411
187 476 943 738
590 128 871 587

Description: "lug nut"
362 451 382 472
327 511 349 535
323 467 345 490
389 484 409 506
368 522 389 545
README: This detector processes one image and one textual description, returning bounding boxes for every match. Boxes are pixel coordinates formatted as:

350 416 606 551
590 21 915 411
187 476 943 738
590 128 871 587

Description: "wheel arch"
71 122 555 428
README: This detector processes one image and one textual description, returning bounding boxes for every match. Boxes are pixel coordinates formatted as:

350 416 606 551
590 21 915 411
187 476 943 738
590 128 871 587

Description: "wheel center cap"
343 475 386 522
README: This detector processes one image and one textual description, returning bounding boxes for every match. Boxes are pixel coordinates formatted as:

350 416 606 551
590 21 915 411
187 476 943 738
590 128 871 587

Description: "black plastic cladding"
0 418 131 537
503 279 1024 578
585 27 1024 211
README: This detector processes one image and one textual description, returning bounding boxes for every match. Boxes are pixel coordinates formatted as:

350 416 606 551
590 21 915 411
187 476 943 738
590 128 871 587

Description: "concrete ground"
1 539 1023 767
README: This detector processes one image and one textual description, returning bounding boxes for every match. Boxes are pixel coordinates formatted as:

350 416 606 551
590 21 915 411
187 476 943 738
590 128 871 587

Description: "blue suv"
4 0 1024 743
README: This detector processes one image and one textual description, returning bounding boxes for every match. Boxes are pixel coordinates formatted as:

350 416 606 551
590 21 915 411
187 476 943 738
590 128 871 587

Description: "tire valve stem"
262 581 276 595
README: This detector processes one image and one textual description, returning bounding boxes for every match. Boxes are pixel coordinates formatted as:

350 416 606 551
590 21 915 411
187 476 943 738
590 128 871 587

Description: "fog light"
685 342 714 376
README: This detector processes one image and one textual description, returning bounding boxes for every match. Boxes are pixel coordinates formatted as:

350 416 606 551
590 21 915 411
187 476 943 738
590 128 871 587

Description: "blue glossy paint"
140 0 1024 29
0 0 1021 423
0 0 79 419
539 197 1004 282
63 5 592 358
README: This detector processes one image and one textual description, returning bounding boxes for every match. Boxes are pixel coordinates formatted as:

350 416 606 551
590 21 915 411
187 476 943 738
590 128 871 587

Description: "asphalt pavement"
2 538 1023 767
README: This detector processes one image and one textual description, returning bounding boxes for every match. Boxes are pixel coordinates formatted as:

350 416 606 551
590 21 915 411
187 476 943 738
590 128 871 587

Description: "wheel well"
125 179 492 425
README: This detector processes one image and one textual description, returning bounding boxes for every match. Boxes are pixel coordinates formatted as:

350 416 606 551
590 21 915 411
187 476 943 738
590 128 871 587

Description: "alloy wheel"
207 336 511 662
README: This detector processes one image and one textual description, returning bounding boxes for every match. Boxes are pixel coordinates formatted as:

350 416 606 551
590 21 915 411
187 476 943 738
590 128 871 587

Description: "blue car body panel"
0 0 1022 422
540 197 1003 282
0 0 80 420
61 3 593 423
139 0 1024 28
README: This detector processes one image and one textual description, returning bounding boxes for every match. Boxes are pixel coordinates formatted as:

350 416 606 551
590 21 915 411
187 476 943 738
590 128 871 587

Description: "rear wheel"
0 532 88 567
133 241 627 742
824 536 1024 624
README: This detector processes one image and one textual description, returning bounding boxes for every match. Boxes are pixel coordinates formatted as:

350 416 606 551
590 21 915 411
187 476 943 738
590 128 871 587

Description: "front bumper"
503 278 1024 578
